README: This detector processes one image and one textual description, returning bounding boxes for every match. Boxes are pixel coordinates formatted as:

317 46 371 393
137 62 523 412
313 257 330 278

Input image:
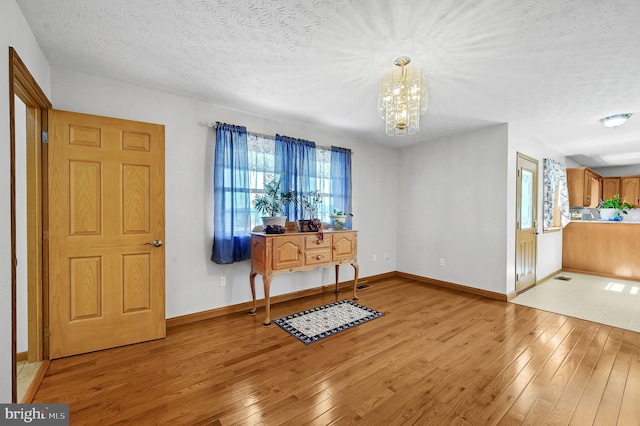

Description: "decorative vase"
599 208 620 220
329 214 347 230
262 216 287 233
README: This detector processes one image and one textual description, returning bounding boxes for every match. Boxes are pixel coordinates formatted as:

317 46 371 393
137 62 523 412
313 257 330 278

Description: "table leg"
263 275 272 326
248 271 257 316
334 264 341 294
351 262 359 300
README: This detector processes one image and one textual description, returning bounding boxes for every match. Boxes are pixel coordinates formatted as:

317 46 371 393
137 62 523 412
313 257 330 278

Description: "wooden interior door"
48 110 165 359
515 154 538 293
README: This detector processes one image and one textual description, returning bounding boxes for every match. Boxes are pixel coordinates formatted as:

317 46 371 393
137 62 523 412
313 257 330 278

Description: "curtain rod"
207 121 353 154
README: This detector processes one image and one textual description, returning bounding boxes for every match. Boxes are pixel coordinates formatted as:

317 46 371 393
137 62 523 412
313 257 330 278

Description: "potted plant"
252 175 294 233
329 209 352 230
598 193 634 221
296 190 323 232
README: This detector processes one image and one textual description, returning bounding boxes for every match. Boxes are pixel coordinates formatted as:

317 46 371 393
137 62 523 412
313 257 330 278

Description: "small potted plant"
598 193 634 221
329 209 352 230
252 175 295 233
296 190 323 232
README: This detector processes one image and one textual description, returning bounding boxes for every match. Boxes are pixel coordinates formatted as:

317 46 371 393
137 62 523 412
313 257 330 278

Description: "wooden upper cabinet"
602 177 621 201
567 167 601 207
621 177 640 207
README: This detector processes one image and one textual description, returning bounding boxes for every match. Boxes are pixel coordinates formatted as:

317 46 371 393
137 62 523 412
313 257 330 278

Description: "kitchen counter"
570 219 640 224
563 222 640 280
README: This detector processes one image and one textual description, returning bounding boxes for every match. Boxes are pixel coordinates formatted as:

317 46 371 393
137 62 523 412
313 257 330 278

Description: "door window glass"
521 169 533 229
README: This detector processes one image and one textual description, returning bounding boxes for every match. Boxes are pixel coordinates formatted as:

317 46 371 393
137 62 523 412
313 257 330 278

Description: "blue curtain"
275 134 316 220
331 146 352 229
211 123 251 264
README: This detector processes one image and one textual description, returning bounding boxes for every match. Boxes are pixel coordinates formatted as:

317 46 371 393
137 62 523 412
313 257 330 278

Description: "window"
212 122 352 264
247 133 334 228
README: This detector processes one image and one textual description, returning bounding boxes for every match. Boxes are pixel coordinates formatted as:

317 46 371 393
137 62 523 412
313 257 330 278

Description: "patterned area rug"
274 300 384 344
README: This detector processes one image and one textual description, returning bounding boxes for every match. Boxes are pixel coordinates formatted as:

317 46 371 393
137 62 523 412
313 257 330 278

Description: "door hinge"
516 274 519 281
44 327 50 338
517 169 520 177
41 131 48 143
42 230 49 241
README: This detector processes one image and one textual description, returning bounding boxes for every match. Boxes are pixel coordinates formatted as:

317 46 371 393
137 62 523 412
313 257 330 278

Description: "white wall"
50 66 398 319
396 123 567 296
397 124 509 294
0 0 51 404
507 124 568 293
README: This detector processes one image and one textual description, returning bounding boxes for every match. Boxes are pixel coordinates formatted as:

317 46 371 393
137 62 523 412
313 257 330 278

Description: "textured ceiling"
16 0 640 167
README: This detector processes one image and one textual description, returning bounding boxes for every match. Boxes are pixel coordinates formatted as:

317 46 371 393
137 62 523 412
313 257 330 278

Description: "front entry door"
48 110 165 358
516 153 538 293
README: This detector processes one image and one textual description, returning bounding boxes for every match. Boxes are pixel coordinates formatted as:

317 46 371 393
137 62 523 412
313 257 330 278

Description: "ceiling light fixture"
378 56 428 136
600 113 632 128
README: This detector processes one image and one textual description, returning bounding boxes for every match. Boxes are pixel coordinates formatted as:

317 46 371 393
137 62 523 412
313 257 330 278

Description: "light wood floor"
33 276 640 425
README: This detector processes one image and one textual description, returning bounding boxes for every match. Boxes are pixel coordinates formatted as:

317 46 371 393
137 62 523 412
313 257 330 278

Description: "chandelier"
378 56 428 136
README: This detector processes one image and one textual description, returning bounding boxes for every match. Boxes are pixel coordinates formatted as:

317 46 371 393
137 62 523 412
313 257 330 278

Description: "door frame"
515 152 539 293
9 47 51 402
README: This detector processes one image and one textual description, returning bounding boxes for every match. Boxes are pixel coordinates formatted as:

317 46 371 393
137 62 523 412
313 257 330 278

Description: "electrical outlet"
219 276 227 287
439 258 445 267
372 254 377 262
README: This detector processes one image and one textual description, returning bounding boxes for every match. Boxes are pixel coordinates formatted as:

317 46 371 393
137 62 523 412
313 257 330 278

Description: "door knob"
145 239 164 247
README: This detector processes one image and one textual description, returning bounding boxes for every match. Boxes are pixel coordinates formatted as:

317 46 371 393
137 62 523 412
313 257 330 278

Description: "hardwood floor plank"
618 332 640 424
543 325 611 425
569 328 625 425
30 278 640 425
520 322 600 424
437 314 575 424
593 329 637 424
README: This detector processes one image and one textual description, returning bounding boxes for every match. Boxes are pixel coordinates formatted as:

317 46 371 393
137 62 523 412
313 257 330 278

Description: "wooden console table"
249 230 359 326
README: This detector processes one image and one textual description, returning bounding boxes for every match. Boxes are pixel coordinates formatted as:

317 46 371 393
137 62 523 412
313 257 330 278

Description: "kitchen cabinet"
567 167 601 207
621 177 640 206
601 177 621 201
249 230 359 325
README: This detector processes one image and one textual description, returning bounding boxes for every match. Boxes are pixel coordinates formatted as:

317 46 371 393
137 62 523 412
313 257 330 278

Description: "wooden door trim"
9 47 51 403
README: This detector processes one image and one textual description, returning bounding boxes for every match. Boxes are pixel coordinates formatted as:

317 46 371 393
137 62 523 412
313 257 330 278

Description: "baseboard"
20 360 50 404
560 268 640 283
537 269 563 285
506 268 563 301
167 275 386 329
396 272 508 302
167 270 508 329
16 352 27 362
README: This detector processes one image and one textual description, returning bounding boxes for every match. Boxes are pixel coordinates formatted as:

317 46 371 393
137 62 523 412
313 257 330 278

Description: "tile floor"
512 271 640 333
16 360 42 402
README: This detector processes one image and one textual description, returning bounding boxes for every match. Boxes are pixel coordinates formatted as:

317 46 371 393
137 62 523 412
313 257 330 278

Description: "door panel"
516 154 538 293
49 109 165 359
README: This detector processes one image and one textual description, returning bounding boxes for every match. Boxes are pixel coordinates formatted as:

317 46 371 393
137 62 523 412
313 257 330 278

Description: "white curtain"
543 158 571 230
